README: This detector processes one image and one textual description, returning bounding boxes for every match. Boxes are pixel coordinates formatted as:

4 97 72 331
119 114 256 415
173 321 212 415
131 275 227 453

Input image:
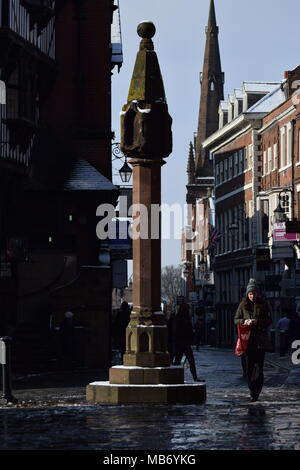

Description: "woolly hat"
246 278 260 295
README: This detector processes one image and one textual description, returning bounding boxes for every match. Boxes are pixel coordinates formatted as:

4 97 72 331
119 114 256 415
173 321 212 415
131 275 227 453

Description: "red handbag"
235 324 251 356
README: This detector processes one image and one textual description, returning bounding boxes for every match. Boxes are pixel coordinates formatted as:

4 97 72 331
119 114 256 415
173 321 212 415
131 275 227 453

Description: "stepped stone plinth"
86 325 206 405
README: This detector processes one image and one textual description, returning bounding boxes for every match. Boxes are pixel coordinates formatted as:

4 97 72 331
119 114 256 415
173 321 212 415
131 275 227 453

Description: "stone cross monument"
87 23 206 404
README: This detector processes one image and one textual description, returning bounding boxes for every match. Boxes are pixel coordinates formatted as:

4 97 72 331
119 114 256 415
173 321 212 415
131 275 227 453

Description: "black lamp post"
112 142 133 183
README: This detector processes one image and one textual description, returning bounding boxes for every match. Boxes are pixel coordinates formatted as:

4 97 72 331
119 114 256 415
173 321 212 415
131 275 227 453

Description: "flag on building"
209 228 223 246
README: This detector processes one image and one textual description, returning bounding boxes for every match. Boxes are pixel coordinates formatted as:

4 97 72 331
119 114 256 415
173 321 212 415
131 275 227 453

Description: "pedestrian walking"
173 302 205 382
112 300 131 362
288 310 300 344
276 311 291 356
234 279 272 402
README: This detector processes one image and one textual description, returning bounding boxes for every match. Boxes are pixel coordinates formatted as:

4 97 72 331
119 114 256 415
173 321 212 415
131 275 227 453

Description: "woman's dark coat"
234 296 272 351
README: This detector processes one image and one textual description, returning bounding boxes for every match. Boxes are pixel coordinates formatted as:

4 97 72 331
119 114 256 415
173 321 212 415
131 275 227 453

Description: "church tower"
195 0 224 181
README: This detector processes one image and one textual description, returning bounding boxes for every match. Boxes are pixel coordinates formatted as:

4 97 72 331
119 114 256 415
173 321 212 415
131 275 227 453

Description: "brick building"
203 68 300 346
183 0 300 347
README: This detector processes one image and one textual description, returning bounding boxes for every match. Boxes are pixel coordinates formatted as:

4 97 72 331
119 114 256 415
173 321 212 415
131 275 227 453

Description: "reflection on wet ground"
0 348 299 450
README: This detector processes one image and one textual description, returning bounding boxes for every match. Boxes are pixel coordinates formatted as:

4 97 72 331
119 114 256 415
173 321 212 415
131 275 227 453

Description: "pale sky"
112 0 300 268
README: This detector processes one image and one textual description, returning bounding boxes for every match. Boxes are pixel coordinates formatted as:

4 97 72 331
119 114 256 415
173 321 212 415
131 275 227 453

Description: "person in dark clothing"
234 279 272 402
288 311 300 344
173 303 205 382
276 312 291 356
112 300 131 362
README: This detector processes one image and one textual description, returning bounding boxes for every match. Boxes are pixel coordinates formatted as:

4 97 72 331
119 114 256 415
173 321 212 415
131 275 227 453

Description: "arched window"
139 332 150 352
210 81 215 91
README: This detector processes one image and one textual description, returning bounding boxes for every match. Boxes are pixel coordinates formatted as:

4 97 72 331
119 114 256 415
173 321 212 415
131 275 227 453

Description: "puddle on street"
0 391 299 450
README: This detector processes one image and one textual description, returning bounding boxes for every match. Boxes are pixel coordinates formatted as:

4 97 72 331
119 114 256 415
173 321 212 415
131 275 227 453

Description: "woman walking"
234 279 272 402
173 302 205 382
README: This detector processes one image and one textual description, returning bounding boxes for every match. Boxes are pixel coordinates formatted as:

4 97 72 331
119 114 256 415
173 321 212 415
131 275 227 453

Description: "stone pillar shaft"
130 159 164 323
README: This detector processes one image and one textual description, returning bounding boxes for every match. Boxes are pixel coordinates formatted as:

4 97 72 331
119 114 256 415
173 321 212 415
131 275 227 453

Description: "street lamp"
112 142 133 183
119 159 132 183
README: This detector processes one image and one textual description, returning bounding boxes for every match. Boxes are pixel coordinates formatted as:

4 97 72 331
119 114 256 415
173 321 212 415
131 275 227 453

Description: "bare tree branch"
161 264 182 310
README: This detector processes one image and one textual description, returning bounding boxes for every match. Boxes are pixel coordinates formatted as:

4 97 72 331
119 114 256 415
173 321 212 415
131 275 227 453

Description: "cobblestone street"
0 347 299 451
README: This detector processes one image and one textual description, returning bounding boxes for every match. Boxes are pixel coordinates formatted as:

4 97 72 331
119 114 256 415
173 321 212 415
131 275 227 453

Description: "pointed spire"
187 142 195 184
207 0 218 32
195 0 224 177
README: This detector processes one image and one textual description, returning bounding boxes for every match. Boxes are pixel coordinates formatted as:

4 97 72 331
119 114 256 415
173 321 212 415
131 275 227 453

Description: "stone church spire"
187 141 195 184
195 0 224 176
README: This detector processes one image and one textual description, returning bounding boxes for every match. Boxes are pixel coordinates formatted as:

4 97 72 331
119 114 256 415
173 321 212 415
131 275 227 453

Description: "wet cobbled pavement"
0 348 299 451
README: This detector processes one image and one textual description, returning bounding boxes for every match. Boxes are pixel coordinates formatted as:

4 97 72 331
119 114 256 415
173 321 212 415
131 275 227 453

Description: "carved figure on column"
120 22 172 161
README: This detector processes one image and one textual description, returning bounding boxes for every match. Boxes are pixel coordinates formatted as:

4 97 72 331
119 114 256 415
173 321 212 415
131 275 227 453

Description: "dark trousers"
279 331 289 356
174 345 197 380
244 349 265 399
241 354 247 377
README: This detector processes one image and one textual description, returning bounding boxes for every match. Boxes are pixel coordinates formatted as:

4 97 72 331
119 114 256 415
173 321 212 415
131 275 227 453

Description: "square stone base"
109 365 184 385
86 381 206 404
123 352 170 368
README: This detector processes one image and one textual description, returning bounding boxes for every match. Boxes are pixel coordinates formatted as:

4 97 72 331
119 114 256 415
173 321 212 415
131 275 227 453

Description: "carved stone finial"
137 22 156 51
137 22 156 39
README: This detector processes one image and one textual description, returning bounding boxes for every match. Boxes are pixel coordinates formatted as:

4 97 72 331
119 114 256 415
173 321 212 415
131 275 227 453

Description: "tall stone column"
86 23 206 404
120 22 172 368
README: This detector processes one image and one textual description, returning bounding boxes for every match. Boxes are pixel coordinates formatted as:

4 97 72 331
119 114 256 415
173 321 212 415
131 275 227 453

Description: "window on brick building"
234 152 238 176
263 150 267 175
268 147 273 173
225 210 229 252
230 208 235 251
229 155 233 178
287 122 292 165
248 144 253 169
280 126 286 168
239 149 244 173
273 143 278 169
220 161 224 183
215 163 220 185
281 194 290 220
224 159 228 180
